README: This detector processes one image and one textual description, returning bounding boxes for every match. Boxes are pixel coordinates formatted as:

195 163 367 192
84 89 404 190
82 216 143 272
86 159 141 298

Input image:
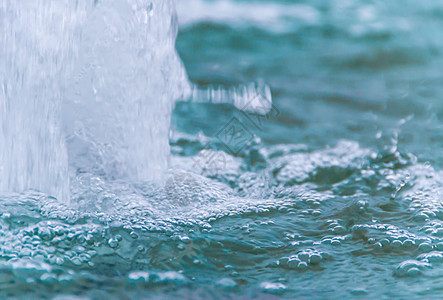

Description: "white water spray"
63 0 191 183
0 0 271 202
0 1 85 201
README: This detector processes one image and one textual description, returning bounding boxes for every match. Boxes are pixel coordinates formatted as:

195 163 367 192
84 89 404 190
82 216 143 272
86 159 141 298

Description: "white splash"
0 1 85 201
0 0 272 202
63 0 191 183
0 0 191 201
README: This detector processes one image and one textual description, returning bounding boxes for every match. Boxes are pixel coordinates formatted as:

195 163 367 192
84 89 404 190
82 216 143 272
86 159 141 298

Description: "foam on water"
1 138 442 298
1 0 443 298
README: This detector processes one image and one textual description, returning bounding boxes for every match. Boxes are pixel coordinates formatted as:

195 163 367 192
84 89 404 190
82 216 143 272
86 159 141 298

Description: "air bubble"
418 243 432 252
394 260 430 277
260 282 287 294
297 261 308 271
217 278 237 288
108 238 118 248
309 253 322 264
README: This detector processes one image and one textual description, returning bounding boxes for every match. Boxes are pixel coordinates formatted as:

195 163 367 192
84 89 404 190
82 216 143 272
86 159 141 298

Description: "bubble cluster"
1 139 443 298
276 248 330 271
394 260 431 277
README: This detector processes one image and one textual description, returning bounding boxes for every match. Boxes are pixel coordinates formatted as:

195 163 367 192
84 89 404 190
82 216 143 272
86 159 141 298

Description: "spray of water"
62 0 191 184
0 1 85 201
0 0 271 202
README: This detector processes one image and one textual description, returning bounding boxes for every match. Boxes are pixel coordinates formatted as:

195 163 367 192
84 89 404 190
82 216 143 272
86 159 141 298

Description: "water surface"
1 0 443 299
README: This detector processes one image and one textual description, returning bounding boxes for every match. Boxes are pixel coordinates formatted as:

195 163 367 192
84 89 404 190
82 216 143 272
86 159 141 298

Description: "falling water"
0 0 191 200
1 1 443 298
62 0 191 184
0 1 83 201
0 0 268 201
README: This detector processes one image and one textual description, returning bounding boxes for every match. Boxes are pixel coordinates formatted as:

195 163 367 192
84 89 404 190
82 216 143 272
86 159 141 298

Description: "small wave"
175 0 320 32
175 0 414 39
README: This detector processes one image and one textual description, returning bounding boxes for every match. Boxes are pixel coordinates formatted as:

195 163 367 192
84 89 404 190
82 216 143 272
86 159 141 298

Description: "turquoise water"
1 0 443 299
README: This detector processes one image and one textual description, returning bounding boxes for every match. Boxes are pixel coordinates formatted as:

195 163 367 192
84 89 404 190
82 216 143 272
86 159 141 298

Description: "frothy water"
0 0 269 201
1 0 192 200
0 1 82 201
1 0 443 299
63 0 191 185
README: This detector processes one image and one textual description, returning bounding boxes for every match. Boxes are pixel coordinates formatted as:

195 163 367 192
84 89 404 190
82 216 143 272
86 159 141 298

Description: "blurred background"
173 0 443 166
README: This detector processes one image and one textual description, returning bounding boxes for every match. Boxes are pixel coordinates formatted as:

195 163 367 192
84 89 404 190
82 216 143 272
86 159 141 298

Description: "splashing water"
0 1 83 201
4 0 442 299
0 0 269 200
0 0 191 200
62 0 191 186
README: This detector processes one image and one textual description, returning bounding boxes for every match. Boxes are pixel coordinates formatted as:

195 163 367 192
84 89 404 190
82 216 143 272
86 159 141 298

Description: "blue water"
1 0 443 299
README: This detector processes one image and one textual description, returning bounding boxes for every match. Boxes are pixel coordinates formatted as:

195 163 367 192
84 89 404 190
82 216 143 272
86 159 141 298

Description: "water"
1 0 443 299
62 0 191 185
0 1 80 201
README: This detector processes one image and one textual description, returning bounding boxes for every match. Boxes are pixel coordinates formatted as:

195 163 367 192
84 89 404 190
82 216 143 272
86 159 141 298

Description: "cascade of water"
62 0 191 182
0 0 271 201
0 1 86 201
0 0 192 200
